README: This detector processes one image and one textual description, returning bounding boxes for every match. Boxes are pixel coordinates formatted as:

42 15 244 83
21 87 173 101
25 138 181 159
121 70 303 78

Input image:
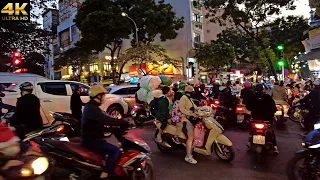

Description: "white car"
3 80 129 124
108 85 139 109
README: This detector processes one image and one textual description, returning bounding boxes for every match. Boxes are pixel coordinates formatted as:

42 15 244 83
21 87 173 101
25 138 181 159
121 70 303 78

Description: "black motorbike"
287 128 320 180
248 120 275 163
131 103 154 126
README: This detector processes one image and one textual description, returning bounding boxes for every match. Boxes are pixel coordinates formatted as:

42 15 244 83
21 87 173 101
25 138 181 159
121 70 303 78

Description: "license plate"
275 111 282 116
237 115 244 123
253 135 265 145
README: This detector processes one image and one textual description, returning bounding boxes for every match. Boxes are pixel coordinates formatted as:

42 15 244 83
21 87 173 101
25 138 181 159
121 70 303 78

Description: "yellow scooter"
154 106 235 162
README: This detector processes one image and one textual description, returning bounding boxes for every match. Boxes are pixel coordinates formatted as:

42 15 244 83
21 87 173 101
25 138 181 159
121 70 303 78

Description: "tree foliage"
195 40 235 69
53 43 93 80
22 52 46 76
74 0 184 83
204 0 296 80
0 0 57 72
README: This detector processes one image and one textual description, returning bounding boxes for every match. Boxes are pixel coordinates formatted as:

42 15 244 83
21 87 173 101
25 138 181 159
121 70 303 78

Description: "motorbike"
32 125 155 180
131 103 154 126
274 104 286 127
286 127 320 180
154 106 235 162
248 120 275 163
213 98 250 130
288 102 309 129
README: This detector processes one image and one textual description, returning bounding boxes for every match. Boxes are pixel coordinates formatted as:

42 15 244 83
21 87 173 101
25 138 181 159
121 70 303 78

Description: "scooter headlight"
31 157 49 175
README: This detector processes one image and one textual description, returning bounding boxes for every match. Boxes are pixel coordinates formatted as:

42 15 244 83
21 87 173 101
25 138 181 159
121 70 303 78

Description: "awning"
296 48 320 61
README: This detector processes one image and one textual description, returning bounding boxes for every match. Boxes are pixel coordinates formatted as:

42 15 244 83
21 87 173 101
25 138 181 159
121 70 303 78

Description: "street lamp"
278 61 285 81
121 12 139 45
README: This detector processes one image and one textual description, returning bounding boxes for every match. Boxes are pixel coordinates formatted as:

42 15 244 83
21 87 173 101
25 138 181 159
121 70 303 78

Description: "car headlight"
31 157 49 175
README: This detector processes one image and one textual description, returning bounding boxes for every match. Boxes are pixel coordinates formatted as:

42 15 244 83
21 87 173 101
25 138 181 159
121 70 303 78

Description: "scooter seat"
64 142 104 165
44 139 104 165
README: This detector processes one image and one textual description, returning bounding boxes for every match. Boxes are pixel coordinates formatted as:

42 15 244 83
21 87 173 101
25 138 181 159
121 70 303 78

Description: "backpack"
150 98 159 116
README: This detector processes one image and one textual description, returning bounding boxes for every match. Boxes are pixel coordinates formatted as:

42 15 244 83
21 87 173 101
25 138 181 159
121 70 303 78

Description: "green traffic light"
277 45 284 51
278 61 284 66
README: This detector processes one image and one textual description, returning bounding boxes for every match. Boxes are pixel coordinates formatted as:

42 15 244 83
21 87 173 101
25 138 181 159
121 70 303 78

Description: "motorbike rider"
10 82 42 140
271 81 289 118
300 79 320 132
219 80 238 109
172 82 179 92
240 81 254 106
81 85 129 180
154 86 171 143
70 85 85 121
179 85 198 164
247 84 279 154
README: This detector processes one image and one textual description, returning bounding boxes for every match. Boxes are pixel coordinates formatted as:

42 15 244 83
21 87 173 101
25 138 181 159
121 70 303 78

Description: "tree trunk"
258 40 278 81
110 50 117 84
117 62 126 84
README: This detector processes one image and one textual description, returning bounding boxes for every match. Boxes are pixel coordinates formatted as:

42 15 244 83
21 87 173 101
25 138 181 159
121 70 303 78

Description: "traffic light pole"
12 57 15 72
281 65 284 81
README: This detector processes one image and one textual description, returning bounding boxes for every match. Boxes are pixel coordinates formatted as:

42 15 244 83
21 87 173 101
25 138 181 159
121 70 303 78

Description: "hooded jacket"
271 85 287 104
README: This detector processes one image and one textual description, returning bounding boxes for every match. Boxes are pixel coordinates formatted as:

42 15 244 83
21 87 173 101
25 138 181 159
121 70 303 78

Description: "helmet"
178 82 186 89
255 84 264 94
19 82 33 92
314 79 320 86
185 85 194 93
89 85 107 97
0 84 5 91
244 82 251 88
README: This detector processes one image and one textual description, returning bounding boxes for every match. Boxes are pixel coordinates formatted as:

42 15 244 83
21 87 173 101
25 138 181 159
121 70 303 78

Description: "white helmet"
314 79 320 86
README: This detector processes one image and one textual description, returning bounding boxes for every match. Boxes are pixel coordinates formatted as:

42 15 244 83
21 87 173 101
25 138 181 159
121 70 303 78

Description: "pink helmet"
244 81 251 88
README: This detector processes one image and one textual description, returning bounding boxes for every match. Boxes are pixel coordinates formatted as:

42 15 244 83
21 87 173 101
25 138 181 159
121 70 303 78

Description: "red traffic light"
13 52 21 57
13 58 21 65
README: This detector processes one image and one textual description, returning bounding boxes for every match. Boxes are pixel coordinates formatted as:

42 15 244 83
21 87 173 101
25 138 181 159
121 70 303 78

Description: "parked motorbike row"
0 110 155 180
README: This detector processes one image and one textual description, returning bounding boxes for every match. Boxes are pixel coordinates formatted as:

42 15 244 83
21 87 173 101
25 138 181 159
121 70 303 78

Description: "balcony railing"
53 46 60 56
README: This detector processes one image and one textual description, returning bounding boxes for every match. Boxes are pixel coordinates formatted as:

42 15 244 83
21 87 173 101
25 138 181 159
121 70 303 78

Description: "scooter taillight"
133 105 139 109
276 105 282 111
254 123 265 129
214 100 220 105
236 106 245 113
211 103 218 108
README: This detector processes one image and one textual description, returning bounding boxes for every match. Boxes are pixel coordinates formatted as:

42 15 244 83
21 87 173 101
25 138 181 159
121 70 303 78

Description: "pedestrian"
70 85 86 120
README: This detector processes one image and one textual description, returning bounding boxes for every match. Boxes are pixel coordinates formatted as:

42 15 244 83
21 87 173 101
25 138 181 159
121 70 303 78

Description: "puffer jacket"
271 85 287 104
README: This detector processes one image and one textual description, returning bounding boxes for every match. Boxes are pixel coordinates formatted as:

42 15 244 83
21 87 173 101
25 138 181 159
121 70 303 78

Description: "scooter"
286 123 320 180
131 103 154 126
235 104 251 130
154 106 235 162
32 125 155 180
248 120 275 163
274 104 286 127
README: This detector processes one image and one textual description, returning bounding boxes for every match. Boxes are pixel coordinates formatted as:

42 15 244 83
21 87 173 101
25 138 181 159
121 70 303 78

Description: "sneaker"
156 133 162 143
185 155 197 164
273 146 279 155
172 136 181 144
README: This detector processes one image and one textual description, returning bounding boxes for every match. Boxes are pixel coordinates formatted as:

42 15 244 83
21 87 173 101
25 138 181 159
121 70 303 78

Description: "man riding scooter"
247 84 279 154
81 85 129 180
271 81 289 118
300 79 320 134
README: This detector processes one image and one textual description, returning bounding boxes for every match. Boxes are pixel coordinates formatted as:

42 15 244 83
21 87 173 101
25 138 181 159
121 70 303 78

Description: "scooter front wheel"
213 143 235 162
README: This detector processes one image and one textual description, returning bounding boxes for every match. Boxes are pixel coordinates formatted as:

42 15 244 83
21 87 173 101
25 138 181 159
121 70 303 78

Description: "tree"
195 40 235 69
119 44 178 80
204 0 296 81
266 16 309 70
53 43 93 81
74 0 184 83
217 28 255 62
22 52 46 76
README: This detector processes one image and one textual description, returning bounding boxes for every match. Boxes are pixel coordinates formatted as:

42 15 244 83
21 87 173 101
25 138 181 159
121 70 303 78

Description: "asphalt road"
122 119 305 180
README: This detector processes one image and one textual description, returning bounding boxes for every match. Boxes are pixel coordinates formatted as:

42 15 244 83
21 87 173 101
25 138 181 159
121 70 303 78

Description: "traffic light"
277 61 284 67
276 44 284 51
11 51 22 71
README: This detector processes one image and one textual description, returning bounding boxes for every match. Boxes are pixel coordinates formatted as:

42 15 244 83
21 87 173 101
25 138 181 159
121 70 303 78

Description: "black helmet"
255 84 264 94
0 84 5 91
19 82 33 92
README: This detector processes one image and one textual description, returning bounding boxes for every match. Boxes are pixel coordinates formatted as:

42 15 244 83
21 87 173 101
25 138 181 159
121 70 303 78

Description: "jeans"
82 139 120 174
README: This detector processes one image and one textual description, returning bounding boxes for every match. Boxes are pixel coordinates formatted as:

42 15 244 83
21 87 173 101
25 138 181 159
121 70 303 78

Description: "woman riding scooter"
179 85 199 164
